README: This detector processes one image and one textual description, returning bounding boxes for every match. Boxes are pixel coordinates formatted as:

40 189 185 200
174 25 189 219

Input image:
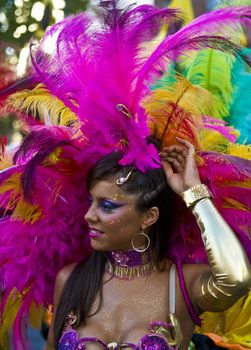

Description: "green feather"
184 49 236 119
150 61 178 90
229 48 251 143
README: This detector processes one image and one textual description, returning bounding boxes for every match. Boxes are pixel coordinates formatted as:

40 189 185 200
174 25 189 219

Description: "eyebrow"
89 194 126 203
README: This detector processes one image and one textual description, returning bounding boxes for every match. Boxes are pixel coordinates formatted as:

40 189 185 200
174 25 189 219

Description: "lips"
89 228 104 238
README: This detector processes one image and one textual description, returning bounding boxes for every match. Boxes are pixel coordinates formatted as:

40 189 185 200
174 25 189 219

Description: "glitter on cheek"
109 218 121 225
113 219 121 226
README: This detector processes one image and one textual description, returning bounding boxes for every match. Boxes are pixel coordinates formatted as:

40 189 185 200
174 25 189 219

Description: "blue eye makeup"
99 199 123 213
87 194 124 213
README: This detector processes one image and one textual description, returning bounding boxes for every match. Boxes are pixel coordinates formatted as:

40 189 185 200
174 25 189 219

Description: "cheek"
111 209 141 231
101 213 123 228
107 218 123 229
100 203 141 233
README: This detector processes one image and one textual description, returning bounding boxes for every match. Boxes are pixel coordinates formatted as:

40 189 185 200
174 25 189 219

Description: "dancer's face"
84 176 158 251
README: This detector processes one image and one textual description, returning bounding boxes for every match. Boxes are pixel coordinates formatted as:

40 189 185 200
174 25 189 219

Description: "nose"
84 203 99 223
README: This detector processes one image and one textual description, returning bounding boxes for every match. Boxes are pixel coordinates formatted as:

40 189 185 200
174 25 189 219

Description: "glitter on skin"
85 176 147 251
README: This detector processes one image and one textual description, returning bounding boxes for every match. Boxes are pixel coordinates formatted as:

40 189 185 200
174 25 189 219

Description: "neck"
105 248 156 279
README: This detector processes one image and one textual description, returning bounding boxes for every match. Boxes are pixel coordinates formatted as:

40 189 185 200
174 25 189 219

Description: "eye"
99 200 123 213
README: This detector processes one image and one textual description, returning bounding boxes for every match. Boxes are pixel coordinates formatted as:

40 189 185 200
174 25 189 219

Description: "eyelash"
88 197 122 213
100 201 122 213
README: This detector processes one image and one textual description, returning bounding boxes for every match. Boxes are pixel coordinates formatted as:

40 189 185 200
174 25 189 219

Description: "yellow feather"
198 130 233 153
146 76 217 117
227 143 251 160
0 158 12 170
0 290 19 348
29 303 44 329
0 141 13 170
223 197 251 209
169 0 194 23
143 76 217 149
46 146 63 164
196 292 251 349
0 289 43 348
4 84 78 126
0 173 42 223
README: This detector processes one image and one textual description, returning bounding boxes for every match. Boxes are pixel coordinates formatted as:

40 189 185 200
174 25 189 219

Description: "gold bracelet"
180 184 211 208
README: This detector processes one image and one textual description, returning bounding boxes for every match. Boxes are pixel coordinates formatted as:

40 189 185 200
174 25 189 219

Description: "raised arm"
160 138 251 313
185 191 251 312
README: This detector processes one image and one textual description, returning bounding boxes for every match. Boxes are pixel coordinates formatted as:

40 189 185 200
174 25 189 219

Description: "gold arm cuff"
192 199 251 311
181 184 211 208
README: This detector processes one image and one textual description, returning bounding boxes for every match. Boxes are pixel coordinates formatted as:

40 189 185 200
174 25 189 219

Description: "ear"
142 206 159 230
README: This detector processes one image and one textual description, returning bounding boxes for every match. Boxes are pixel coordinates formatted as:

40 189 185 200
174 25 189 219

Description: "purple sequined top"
58 320 178 350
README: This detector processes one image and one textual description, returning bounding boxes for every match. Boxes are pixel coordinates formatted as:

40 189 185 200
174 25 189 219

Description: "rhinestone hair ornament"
116 169 133 185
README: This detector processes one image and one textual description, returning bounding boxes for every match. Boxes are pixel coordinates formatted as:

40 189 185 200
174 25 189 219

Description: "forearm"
192 197 251 311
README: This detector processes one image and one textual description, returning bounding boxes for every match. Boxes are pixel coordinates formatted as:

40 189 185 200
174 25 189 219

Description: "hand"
159 137 201 195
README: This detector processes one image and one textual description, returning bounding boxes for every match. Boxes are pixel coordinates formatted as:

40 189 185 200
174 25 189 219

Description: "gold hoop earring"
131 230 150 253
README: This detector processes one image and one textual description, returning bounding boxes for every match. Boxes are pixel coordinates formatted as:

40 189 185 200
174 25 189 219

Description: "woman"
43 138 250 350
1 2 251 350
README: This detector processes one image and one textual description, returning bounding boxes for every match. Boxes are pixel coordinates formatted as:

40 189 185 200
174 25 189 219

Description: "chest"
78 271 170 340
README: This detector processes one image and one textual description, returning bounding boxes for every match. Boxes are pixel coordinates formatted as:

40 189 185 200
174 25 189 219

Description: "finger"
161 161 174 180
159 150 175 160
160 148 188 161
167 152 186 163
176 137 195 151
160 154 185 168
163 144 187 154
176 137 195 160
159 150 169 157
166 157 184 173
166 154 185 168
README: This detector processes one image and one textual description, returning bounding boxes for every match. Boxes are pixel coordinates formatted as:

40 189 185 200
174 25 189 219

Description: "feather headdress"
1 2 251 348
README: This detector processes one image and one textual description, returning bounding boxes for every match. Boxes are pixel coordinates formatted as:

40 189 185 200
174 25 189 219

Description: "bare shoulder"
56 263 77 292
161 259 209 281
46 263 77 348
